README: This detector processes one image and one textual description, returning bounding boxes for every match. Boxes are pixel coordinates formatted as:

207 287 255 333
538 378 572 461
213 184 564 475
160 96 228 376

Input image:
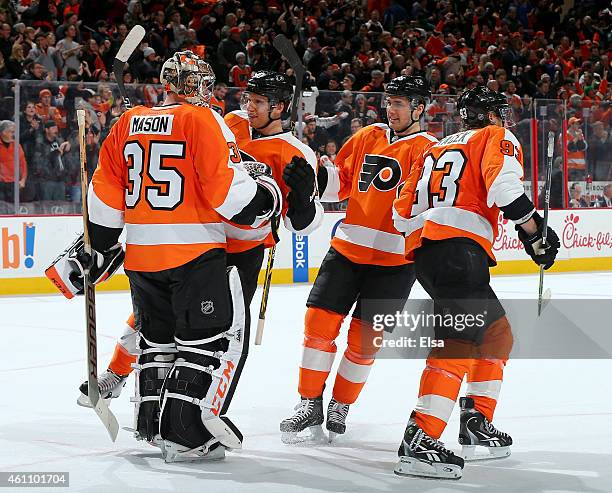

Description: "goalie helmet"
385 75 431 107
160 50 215 106
457 86 514 128
241 70 293 111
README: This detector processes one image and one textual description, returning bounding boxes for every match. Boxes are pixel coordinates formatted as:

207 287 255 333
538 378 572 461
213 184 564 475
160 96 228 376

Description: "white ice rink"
1 273 611 493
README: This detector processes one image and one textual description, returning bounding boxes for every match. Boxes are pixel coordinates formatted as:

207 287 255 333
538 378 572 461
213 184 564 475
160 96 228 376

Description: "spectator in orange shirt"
0 120 27 205
34 89 62 127
209 82 228 116
229 52 251 87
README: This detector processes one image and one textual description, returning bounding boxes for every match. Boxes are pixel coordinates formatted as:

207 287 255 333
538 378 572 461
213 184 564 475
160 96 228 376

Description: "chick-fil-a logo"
562 213 612 251
493 214 524 252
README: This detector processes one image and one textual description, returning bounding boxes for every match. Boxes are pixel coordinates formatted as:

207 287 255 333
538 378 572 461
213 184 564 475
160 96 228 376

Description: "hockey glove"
516 213 560 270
283 156 316 210
45 233 125 299
242 160 273 178
230 161 282 228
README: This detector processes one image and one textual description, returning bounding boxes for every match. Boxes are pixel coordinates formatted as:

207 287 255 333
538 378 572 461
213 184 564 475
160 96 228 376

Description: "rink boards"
1 209 612 295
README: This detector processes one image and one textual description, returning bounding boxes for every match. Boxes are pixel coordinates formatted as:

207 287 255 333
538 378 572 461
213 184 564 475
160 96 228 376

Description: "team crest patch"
201 300 215 315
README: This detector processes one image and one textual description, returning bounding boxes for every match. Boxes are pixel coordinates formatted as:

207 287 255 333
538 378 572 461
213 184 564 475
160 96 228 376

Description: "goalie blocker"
45 233 124 299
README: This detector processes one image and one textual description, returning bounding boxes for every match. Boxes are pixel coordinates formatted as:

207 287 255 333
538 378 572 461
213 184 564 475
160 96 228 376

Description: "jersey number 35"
124 141 186 210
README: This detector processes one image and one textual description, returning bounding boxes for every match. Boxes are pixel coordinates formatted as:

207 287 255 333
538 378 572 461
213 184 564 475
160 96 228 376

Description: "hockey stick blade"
115 25 145 62
94 397 120 441
273 35 305 77
538 287 552 316
273 35 305 123
113 25 145 109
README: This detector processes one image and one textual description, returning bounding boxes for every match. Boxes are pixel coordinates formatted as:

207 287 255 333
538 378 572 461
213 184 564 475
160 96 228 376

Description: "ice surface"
1 273 611 492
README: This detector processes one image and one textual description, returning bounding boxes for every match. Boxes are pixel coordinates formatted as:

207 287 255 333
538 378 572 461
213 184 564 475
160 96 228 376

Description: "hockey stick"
112 25 145 109
537 132 554 316
254 35 306 345
273 34 306 138
77 110 119 441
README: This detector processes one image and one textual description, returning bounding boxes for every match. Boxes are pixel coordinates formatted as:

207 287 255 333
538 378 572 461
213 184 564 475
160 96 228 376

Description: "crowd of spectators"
0 0 610 212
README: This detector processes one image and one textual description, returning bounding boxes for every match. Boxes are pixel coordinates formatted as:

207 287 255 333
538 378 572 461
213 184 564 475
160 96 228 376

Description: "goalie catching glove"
45 233 125 299
515 212 560 270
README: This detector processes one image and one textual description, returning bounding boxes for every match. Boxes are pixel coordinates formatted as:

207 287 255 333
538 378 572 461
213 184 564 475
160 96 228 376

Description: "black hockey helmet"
457 86 513 128
385 75 431 106
245 70 293 109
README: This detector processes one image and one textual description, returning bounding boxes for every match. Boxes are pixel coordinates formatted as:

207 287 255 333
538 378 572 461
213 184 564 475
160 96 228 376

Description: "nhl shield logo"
201 300 215 315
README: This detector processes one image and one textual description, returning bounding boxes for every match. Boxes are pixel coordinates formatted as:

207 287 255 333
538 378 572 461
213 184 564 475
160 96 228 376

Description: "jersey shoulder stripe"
270 132 318 168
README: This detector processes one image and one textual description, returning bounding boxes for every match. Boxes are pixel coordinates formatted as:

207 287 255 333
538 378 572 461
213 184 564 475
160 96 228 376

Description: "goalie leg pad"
159 267 248 456
130 334 177 445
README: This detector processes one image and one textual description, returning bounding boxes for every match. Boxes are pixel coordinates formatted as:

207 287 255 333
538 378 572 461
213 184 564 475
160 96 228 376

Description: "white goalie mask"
160 50 215 106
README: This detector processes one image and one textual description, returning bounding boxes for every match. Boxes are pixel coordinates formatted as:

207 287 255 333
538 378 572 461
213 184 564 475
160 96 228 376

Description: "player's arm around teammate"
280 76 438 444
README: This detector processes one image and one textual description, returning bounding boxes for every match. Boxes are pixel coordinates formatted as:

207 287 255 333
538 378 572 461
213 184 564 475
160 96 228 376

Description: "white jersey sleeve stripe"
487 128 525 208
319 155 341 202
209 109 258 219
88 183 125 228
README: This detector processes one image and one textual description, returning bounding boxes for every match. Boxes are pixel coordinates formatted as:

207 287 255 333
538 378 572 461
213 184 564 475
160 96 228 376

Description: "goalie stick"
255 35 307 345
77 109 119 441
73 25 144 439
537 132 554 316
112 24 145 109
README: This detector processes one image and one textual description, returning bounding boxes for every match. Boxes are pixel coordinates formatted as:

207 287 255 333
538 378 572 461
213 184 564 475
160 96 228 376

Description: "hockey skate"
394 415 464 480
280 396 326 444
326 397 349 442
77 369 128 408
459 397 512 461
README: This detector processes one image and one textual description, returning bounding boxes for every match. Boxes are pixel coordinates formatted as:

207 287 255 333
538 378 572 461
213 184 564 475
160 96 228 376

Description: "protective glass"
498 105 515 127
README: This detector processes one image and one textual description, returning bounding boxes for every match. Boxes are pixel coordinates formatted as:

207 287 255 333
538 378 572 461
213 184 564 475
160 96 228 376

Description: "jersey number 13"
411 149 467 215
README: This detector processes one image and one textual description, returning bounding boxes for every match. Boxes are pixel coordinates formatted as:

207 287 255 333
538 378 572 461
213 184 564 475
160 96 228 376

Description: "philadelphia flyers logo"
358 154 402 192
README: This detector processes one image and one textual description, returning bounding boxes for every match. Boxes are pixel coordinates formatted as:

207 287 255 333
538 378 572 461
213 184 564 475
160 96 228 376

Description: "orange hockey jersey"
393 125 526 263
320 123 438 266
223 110 323 253
89 103 257 272
209 95 226 116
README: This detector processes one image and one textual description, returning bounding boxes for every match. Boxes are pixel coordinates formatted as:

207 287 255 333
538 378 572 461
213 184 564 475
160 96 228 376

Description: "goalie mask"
160 51 215 106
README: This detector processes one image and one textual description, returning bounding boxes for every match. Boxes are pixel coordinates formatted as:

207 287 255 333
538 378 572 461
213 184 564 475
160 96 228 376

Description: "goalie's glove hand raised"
283 156 315 210
516 213 560 270
45 233 124 299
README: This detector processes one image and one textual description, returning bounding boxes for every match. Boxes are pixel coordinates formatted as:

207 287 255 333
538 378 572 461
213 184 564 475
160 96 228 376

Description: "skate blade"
281 425 326 445
77 393 93 408
394 456 462 480
162 442 226 463
461 445 511 462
